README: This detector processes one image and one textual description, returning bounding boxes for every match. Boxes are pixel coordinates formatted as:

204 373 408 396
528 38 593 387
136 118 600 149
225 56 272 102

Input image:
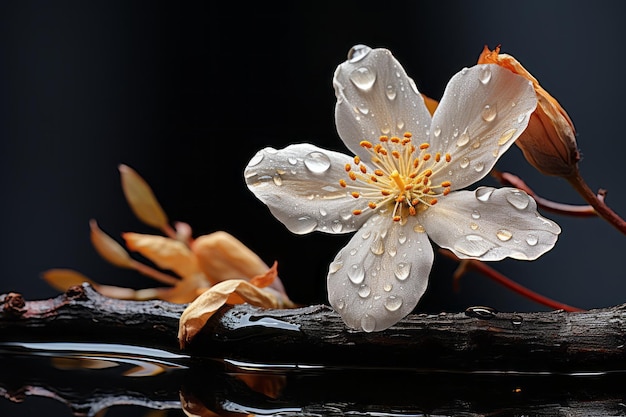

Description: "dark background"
1 0 625 315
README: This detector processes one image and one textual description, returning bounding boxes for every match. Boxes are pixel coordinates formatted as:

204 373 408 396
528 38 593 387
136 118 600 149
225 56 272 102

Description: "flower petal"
333 45 431 161
420 187 561 261
244 143 370 235
429 65 536 190
327 213 433 332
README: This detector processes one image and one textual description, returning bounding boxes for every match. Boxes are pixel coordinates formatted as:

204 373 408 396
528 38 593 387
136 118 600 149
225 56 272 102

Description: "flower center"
339 132 453 222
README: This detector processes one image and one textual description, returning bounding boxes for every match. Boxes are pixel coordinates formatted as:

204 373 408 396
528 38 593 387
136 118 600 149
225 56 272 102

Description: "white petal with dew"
429 65 536 190
327 213 433 332
419 187 561 261
244 143 371 235
333 45 432 161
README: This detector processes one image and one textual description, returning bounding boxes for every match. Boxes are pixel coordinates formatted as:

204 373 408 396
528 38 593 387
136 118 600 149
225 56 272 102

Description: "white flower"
244 45 561 332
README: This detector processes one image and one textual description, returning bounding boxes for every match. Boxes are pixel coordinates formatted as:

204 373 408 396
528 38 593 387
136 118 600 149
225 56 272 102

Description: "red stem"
492 170 596 217
566 170 626 235
440 249 583 312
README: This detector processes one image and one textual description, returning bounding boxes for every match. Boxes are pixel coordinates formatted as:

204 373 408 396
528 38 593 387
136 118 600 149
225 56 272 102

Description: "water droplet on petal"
475 187 494 202
387 246 397 257
394 262 411 281
358 284 371 298
304 151 331 173
479 66 492 84
248 151 264 167
347 44 371 63
517 114 526 123
453 235 494 257
361 314 377 332
331 220 343 232
496 229 513 241
482 104 497 122
526 234 538 246
506 190 530 210
336 298 345 310
460 157 470 169
385 84 397 100
498 128 517 146
413 223 425 233
348 264 365 284
456 128 470 147
383 283 393 292
470 222 479 230
294 216 318 234
319 208 327 216
474 162 485 173
349 66 376 90
384 295 403 312
511 314 524 327
471 210 481 219
398 232 407 244
396 119 405 130
370 235 385 255
433 126 441 137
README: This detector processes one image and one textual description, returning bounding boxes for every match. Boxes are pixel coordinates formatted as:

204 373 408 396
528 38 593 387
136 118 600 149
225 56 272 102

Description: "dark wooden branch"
3 283 626 416
2 283 626 373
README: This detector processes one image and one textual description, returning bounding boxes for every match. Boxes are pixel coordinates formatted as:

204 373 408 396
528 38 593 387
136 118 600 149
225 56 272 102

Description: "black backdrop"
1 0 625 313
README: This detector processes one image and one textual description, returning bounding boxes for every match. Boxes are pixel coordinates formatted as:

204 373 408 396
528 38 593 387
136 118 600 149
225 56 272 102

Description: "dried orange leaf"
123 232 200 279
41 268 97 292
119 164 168 230
178 279 283 348
90 220 133 268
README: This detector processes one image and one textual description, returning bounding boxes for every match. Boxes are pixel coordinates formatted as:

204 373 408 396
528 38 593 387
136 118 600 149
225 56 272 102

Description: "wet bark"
2 283 626 373
2 283 626 416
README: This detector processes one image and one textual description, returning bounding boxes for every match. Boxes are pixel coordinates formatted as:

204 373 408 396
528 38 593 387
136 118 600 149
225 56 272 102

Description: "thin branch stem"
129 259 180 286
492 170 596 217
566 169 626 235
439 249 583 312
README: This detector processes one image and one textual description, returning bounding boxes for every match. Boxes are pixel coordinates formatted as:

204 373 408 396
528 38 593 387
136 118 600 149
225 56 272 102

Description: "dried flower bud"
478 45 580 177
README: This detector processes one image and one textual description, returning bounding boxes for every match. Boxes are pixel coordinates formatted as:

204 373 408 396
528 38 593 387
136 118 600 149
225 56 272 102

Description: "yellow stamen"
390 170 406 190
351 191 360 198
339 179 347 188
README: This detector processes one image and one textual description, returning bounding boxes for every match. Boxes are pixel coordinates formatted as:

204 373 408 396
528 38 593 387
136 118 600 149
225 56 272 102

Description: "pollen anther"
339 179 347 188
351 191 360 198
360 141 373 148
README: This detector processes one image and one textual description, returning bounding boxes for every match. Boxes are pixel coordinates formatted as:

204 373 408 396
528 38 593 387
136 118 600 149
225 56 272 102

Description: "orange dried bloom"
478 45 580 177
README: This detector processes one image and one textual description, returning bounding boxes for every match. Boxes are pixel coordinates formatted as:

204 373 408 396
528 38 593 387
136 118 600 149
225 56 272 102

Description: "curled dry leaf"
178 262 294 348
119 164 169 230
89 220 134 268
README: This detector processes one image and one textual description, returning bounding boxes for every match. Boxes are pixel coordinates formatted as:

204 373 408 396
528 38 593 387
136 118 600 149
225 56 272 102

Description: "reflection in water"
1 342 626 416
